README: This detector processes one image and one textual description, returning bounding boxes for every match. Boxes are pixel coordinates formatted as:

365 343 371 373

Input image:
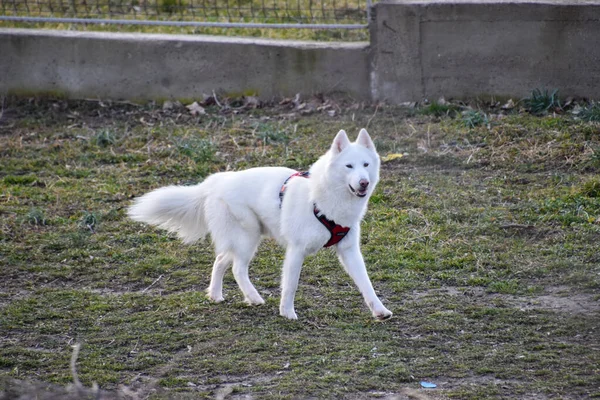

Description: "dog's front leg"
337 243 392 320
280 246 306 320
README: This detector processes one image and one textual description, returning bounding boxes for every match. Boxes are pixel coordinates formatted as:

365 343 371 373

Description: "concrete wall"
371 0 600 102
2 1 600 103
0 29 371 101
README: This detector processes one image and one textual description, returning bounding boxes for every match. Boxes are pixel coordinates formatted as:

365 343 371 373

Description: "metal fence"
0 0 370 28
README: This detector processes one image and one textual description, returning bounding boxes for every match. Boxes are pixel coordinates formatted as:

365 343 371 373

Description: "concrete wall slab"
371 0 600 102
0 29 371 101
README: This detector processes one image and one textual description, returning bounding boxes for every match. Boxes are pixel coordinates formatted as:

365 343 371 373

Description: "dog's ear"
331 130 351 154
356 128 376 151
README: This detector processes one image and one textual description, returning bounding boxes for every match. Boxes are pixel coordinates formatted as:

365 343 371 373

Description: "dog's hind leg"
206 252 232 302
206 198 264 305
232 240 264 305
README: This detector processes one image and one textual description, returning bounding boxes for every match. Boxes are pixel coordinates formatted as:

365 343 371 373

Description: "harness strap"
279 171 350 248
313 206 350 247
279 171 310 206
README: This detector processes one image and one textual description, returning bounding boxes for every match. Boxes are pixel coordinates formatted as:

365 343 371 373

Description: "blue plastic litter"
420 381 437 389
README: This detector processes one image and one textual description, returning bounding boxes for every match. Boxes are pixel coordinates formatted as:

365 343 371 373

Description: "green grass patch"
419 100 460 117
4 175 39 185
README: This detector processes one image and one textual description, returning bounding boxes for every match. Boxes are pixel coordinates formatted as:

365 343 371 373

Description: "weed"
462 110 489 129
93 129 116 147
524 88 562 115
578 102 600 122
419 101 459 117
26 208 46 226
79 211 98 232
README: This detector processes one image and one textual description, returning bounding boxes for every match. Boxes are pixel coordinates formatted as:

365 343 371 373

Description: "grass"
418 100 459 118
0 0 369 41
461 110 488 129
3 22 370 41
578 102 600 122
0 95 599 399
93 129 117 148
523 88 562 115
26 208 47 226
2 0 365 24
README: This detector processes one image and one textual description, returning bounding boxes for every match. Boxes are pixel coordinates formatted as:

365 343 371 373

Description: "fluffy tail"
127 184 209 244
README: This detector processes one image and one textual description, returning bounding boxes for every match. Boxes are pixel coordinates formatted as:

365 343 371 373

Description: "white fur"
127 129 392 320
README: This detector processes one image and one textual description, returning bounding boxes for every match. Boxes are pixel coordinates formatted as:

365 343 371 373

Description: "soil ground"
0 96 599 399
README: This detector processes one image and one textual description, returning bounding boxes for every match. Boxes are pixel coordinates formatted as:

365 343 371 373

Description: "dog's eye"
345 164 353 169
364 163 369 167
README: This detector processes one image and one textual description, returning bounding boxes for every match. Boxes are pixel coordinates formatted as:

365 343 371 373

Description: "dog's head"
329 129 380 199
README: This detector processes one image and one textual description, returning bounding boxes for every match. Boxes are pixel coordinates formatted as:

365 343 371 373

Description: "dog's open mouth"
349 185 367 198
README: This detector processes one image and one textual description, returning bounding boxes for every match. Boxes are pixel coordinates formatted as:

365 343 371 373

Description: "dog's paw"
244 296 265 306
279 308 298 320
208 295 225 303
374 308 393 321
206 289 225 303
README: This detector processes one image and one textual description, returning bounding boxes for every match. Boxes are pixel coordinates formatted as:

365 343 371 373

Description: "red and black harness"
279 171 350 248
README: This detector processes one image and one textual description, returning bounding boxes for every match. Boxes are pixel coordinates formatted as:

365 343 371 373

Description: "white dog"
128 129 392 320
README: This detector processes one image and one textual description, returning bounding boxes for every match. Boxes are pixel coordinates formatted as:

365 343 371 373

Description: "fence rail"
0 0 370 28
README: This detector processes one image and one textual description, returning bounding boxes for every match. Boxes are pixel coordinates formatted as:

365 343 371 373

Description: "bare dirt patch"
412 287 600 316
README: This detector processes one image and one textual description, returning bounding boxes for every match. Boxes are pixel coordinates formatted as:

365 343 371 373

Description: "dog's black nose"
359 179 369 189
